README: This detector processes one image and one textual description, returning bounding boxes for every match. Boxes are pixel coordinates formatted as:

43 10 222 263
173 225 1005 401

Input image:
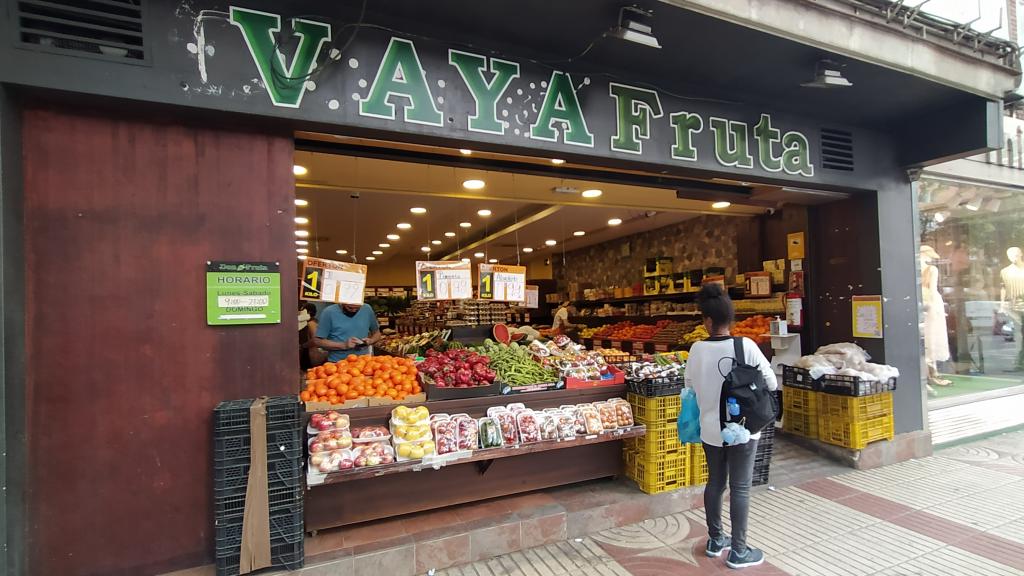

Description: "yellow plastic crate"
628 392 681 428
782 386 819 414
817 392 893 422
625 424 684 456
628 449 689 494
783 410 819 439
818 413 894 450
687 443 709 486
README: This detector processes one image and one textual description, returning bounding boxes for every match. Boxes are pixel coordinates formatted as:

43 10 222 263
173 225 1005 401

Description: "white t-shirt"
684 336 778 447
552 307 569 329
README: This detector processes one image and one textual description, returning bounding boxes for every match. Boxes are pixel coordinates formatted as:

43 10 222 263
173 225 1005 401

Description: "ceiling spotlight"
298 254 308 260
609 6 661 49
296 248 309 254
459 149 473 155
801 59 853 89
295 240 309 246
545 239 557 246
386 234 401 241
463 179 485 190
294 216 309 224
550 158 566 165
573 230 586 237
444 231 456 237
421 246 431 252
336 249 348 255
378 243 390 248
523 247 534 253
460 222 472 228
294 198 308 206
608 218 623 226
410 207 427 214
477 209 492 217
581 189 603 198
397 222 412 230
489 258 498 263
474 252 485 258
431 240 442 245
372 250 383 255
293 165 308 176
365 256 375 261
461 257 471 263
711 201 732 209
295 230 310 237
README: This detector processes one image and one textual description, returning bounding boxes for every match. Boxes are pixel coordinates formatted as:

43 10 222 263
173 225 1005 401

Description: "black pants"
703 440 759 554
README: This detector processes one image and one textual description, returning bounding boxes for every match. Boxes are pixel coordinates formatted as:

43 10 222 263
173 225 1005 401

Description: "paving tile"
521 512 567 549
352 543 415 576
469 520 522 563
415 533 472 574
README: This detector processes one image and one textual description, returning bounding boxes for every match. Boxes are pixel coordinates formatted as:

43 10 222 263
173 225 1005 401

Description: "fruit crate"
214 396 302 433
216 541 304 576
782 365 820 391
817 413 894 450
817 392 893 422
214 484 303 520
687 443 708 485
627 392 681 428
782 386 819 414
626 377 685 397
628 449 689 494
624 424 683 456
819 374 897 397
213 459 303 496
782 410 818 438
215 507 304 557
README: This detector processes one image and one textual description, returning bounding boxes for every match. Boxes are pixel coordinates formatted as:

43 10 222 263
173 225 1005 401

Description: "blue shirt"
315 304 380 362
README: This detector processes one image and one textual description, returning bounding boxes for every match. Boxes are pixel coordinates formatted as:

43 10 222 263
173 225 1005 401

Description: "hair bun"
698 283 726 301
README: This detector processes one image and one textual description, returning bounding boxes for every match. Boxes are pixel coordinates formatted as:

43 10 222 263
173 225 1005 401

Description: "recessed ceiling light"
459 149 473 155
463 179 485 190
296 248 309 254
711 201 732 209
474 252 485 258
550 158 566 165
581 189 603 198
477 209 492 217
295 230 310 237
386 234 400 241
410 207 427 214
573 230 586 237
545 239 557 246
421 246 431 252
489 258 498 263
397 222 412 230
460 222 472 228
293 165 308 176
444 231 456 237
365 256 375 261
378 243 390 248
294 198 308 206
608 218 622 226
431 240 442 245
336 249 348 255
372 250 383 255
522 247 534 253
294 216 309 224
298 254 307 260
461 257 471 263
296 240 309 246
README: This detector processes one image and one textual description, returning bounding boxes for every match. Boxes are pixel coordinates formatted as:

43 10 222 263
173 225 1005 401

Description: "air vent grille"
821 128 854 172
16 0 146 61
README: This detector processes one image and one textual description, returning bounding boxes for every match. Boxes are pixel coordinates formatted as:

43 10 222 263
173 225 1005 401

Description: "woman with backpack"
685 283 778 569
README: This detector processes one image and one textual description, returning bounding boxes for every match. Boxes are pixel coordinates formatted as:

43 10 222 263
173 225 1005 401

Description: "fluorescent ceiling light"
397 222 412 229
293 165 308 176
477 209 492 217
294 198 308 206
410 207 427 214
295 230 310 237
712 201 731 209
294 216 309 224
463 179 485 190
545 239 557 246
386 234 400 241
607 218 623 226
581 189 603 198
573 230 586 237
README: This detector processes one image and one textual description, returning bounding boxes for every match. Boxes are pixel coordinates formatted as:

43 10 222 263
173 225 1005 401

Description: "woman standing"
684 283 777 569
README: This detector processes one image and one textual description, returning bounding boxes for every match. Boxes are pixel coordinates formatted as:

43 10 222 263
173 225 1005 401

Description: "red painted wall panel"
21 107 297 575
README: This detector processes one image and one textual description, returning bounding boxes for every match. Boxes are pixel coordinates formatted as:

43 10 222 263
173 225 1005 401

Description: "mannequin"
921 246 951 388
1000 247 1024 371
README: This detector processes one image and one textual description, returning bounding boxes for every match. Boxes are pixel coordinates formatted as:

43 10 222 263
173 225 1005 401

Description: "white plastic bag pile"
793 342 900 382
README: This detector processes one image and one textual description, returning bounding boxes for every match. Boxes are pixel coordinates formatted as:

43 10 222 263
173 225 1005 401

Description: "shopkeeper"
552 300 571 334
314 302 382 361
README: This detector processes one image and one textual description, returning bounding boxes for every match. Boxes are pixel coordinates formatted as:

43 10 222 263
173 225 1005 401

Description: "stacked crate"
782 366 896 450
781 386 820 439
751 423 775 487
624 380 692 494
213 396 305 576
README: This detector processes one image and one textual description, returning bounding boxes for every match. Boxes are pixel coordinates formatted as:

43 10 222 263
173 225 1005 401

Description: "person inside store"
298 302 326 370
551 300 571 334
685 283 777 570
313 301 382 361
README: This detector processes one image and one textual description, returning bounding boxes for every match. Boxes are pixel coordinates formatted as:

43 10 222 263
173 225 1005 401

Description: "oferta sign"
207 6 815 179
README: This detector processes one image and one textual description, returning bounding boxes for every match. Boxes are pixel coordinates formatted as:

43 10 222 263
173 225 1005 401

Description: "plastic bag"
677 388 701 444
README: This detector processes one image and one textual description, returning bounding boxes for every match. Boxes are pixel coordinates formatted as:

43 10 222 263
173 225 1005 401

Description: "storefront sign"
524 285 539 309
478 264 526 302
416 261 472 300
301 257 367 305
206 261 281 325
852 295 884 339
187 7 819 182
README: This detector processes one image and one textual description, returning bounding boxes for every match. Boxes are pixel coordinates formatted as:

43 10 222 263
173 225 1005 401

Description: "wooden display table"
305 386 635 531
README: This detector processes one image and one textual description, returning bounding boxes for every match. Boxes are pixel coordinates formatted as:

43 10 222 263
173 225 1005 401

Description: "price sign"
416 261 472 300
479 264 526 302
300 257 367 305
524 285 539 309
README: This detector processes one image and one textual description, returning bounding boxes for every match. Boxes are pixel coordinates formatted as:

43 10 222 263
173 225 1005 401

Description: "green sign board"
206 261 281 325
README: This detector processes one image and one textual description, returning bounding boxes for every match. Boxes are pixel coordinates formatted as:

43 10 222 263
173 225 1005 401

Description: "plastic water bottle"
727 397 740 417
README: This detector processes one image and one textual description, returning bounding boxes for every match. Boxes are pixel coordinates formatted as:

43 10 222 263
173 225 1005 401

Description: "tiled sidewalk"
436 430 1024 576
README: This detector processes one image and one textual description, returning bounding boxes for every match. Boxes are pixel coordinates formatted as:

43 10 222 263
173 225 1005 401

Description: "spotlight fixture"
459 149 473 155
801 59 853 89
295 230 310 237
934 212 947 223
461 257 471 263
489 258 498 263
474 252 485 258
444 231 456 237
711 201 731 209
365 256 376 261
550 158 566 165
296 248 309 254
372 250 383 255
522 247 534 253
463 179 485 190
581 189 603 198
296 240 309 246
386 234 401 241
607 218 622 226
573 230 586 237
609 6 662 49
336 249 348 255
410 207 427 214
965 197 982 211
397 222 412 230
293 165 308 176
460 222 472 228
378 243 390 248
298 254 307 260
294 216 309 224
431 240 442 245
421 246 431 252
477 209 492 217
545 240 557 246
294 198 308 206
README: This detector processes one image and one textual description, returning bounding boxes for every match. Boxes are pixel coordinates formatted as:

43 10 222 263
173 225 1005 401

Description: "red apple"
317 420 333 431
338 458 354 470
318 461 333 473
309 441 324 453
310 414 325 427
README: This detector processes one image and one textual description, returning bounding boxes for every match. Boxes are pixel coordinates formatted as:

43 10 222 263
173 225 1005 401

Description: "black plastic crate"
214 396 301 433
215 541 304 576
752 431 774 487
782 366 819 391
819 375 898 397
215 508 304 557
214 428 303 460
214 484 303 520
213 461 302 495
626 377 685 397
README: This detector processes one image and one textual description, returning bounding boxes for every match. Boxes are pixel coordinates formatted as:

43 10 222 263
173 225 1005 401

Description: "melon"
493 323 511 345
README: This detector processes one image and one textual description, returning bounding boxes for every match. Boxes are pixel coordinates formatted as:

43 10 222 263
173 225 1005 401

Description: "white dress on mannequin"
922 263 950 364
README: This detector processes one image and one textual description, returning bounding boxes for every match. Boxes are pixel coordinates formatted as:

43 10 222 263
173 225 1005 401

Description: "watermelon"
493 323 511 345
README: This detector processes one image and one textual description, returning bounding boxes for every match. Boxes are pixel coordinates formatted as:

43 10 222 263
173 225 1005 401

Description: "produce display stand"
304 385 634 531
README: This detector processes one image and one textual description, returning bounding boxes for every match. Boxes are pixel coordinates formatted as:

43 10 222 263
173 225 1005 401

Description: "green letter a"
360 38 443 126
530 71 594 147
229 7 332 108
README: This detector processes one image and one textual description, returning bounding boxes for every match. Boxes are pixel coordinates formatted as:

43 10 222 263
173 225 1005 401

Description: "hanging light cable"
351 193 358 262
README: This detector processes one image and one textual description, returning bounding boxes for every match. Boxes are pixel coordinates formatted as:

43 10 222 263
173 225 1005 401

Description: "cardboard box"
368 393 426 406
304 398 369 412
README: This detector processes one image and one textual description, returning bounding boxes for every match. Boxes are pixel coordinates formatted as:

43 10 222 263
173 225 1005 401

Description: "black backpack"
718 337 777 439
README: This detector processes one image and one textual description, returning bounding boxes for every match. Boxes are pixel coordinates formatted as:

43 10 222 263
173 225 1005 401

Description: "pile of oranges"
732 315 773 344
301 355 421 403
